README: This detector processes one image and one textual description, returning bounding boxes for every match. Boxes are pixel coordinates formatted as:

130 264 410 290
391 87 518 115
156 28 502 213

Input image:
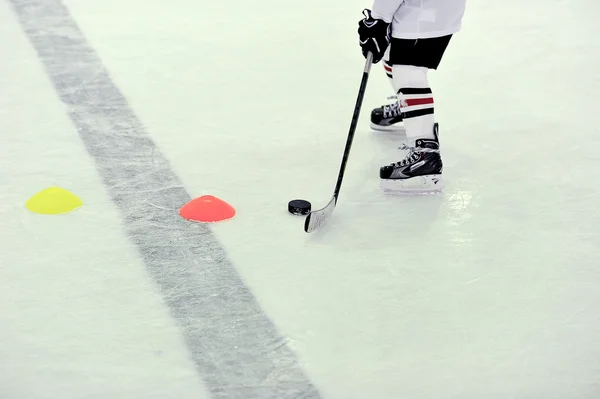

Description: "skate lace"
383 101 401 119
393 143 440 167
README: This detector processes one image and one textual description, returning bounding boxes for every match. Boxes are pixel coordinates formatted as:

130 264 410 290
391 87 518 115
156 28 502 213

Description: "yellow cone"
26 187 83 215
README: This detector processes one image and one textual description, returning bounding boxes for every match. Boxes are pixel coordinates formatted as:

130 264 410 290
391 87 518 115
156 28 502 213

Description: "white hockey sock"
392 65 435 144
384 61 395 90
382 47 395 93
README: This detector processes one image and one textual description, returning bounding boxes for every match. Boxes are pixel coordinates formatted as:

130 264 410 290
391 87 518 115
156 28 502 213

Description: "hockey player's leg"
379 35 452 193
379 64 443 193
370 46 403 132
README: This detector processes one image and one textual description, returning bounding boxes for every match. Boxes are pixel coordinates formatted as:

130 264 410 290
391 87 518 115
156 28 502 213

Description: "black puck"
288 199 311 215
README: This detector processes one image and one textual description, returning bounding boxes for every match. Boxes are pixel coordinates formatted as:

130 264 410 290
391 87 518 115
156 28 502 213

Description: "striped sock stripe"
384 61 393 79
403 107 434 119
405 97 434 107
399 87 434 119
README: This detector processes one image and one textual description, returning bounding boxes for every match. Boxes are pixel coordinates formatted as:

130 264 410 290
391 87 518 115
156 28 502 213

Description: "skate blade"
370 123 405 132
380 175 445 194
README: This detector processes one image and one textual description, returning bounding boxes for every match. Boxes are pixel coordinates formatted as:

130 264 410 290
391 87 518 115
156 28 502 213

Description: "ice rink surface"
1 0 600 398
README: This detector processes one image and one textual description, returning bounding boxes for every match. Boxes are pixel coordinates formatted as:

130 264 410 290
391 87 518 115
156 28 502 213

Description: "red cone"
179 195 236 223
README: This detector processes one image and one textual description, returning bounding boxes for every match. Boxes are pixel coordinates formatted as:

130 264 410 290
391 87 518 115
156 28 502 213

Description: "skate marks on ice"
8 1 321 398
303 129 474 252
305 190 448 247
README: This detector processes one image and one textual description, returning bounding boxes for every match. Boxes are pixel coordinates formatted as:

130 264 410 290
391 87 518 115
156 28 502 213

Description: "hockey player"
358 0 467 192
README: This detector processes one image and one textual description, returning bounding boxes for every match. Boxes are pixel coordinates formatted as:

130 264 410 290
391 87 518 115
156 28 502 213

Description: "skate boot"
370 99 403 131
379 123 444 193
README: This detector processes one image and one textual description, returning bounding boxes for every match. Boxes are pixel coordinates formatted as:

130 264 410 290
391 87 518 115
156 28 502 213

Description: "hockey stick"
304 52 374 233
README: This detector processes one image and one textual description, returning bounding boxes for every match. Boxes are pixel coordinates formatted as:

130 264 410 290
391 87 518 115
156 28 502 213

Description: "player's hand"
358 9 390 64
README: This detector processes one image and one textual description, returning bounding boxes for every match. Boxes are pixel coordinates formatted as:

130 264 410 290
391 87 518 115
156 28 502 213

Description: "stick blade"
304 196 336 233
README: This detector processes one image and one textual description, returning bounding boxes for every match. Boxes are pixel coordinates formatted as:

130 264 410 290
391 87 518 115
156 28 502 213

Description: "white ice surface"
0 2 209 398
3 0 600 398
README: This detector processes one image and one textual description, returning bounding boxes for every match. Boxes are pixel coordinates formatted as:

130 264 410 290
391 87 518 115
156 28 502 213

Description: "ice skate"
379 123 444 193
370 99 404 131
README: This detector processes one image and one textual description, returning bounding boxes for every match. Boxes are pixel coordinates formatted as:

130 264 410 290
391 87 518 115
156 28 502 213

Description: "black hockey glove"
358 9 390 64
